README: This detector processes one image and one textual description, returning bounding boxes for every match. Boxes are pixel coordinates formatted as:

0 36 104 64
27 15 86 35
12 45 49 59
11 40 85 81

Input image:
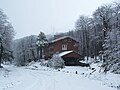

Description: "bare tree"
13 35 37 66
75 15 91 60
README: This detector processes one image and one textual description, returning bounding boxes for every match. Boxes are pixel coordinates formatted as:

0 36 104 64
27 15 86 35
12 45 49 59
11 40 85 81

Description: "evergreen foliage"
36 32 48 60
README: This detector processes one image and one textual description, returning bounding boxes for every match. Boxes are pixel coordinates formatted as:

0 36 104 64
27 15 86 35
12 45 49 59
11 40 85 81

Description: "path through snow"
0 65 115 90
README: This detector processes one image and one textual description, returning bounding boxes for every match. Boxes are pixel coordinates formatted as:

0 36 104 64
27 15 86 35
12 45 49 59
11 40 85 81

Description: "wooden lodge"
44 36 83 66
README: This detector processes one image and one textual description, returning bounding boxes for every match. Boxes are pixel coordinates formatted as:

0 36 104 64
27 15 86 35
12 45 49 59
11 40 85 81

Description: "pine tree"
36 32 48 60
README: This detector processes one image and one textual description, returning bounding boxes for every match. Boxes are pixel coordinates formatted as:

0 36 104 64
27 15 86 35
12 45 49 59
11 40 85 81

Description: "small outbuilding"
59 51 83 66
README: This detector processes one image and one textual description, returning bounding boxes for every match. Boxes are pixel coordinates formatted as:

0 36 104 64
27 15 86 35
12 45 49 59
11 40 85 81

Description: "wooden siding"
49 37 79 54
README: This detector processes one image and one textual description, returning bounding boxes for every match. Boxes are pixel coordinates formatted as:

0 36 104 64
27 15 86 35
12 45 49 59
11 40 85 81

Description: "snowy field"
0 62 120 90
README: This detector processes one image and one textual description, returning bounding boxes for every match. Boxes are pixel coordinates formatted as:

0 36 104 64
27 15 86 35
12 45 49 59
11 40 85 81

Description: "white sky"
0 0 115 39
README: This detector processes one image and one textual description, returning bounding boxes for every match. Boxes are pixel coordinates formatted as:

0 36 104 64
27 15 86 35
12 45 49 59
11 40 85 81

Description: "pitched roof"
59 51 73 57
50 36 78 43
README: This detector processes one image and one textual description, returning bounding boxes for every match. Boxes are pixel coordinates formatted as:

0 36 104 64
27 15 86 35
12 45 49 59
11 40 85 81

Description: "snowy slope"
61 64 120 90
0 63 118 90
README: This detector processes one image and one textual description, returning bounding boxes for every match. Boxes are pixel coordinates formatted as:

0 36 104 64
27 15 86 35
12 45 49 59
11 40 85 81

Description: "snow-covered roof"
59 51 73 57
50 36 78 43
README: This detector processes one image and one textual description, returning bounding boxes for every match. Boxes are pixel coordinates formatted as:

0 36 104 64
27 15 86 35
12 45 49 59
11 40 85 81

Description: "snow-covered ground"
0 62 119 90
61 65 120 90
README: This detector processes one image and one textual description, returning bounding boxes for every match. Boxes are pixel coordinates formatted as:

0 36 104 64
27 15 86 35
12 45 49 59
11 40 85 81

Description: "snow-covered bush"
47 54 65 69
40 61 48 67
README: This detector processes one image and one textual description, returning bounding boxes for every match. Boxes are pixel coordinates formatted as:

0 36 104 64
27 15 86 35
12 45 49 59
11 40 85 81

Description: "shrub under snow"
47 54 65 69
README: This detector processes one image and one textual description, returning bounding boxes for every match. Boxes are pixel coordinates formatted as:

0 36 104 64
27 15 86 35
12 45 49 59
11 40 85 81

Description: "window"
62 44 67 50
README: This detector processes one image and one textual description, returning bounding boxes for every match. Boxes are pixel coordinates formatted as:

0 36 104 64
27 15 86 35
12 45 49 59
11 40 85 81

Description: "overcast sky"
0 0 115 39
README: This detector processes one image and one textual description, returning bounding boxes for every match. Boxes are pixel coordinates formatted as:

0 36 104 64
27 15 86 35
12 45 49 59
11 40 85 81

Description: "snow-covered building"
45 36 82 65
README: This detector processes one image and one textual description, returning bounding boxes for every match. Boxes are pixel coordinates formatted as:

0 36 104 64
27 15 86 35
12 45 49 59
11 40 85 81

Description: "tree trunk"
37 48 39 60
0 54 1 67
0 42 3 67
23 54 26 65
40 47 42 59
31 49 36 61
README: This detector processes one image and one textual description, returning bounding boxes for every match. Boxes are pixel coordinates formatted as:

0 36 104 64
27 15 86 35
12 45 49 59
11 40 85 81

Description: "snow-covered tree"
0 9 14 67
101 3 120 74
75 16 91 60
36 32 48 60
102 3 120 74
102 29 120 74
13 35 37 66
